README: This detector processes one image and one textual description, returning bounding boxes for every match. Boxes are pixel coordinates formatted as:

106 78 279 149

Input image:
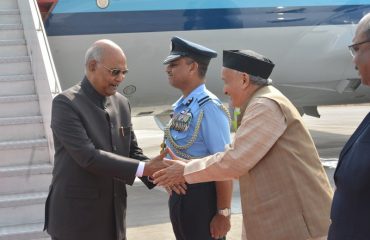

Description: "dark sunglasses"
102 64 129 76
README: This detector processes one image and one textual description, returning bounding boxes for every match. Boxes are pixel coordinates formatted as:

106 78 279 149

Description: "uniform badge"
169 108 192 132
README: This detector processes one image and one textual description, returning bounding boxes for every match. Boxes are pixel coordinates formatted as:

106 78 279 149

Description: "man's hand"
153 148 190 187
153 159 187 187
165 183 188 196
142 149 168 176
210 214 231 239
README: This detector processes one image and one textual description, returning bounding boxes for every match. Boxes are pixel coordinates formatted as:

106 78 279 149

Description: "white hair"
85 44 103 67
233 69 271 85
249 74 272 86
359 12 370 39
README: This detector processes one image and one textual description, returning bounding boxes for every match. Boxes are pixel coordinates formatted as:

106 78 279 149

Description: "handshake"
143 148 189 194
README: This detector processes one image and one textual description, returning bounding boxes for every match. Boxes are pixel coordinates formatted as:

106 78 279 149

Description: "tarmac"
125 104 369 240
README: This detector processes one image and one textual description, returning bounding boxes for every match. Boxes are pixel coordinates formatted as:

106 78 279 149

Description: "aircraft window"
97 0 109 9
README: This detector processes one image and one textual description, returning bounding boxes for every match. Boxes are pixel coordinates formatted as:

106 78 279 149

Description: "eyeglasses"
102 64 129 76
348 39 370 57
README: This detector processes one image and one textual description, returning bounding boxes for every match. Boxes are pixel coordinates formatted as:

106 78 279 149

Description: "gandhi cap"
163 36 217 64
223 50 274 79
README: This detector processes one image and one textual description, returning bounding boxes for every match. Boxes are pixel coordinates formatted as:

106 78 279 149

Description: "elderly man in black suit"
328 12 370 240
43 39 166 240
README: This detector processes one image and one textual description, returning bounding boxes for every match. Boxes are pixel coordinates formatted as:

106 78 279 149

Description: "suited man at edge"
153 50 333 240
328 12 370 240
43 39 167 240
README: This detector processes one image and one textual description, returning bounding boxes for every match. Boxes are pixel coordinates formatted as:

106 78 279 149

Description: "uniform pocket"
170 129 190 141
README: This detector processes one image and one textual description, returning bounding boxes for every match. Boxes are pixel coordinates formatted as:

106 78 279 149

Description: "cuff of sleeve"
184 161 203 184
135 161 145 177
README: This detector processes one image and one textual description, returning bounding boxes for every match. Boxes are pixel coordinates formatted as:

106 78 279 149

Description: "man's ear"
189 61 198 74
88 60 97 72
241 73 250 89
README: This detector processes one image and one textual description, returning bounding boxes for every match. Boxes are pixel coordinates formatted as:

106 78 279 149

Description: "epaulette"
197 95 211 107
198 95 231 124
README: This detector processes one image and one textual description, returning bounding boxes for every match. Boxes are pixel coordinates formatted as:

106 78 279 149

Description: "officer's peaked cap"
163 36 217 64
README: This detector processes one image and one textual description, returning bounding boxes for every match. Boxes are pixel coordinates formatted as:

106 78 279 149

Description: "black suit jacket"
328 112 370 240
44 78 153 240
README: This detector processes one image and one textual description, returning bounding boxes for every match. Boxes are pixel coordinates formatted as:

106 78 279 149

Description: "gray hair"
233 69 271 85
359 12 370 39
249 74 272 86
85 44 103 67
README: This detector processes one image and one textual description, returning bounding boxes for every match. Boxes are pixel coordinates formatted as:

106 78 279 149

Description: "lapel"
335 112 370 173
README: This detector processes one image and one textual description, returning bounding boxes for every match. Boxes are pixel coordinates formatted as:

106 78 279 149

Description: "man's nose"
116 73 126 82
166 65 171 73
352 55 358 70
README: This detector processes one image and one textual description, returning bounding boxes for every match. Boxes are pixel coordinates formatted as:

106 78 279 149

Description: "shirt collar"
173 84 206 108
81 77 107 109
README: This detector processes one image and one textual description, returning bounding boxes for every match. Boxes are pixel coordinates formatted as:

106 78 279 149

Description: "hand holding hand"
142 148 168 176
153 159 186 187
153 148 188 187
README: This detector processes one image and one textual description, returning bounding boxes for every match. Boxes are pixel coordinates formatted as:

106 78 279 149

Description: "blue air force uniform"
165 84 231 240
163 36 231 240
166 84 230 159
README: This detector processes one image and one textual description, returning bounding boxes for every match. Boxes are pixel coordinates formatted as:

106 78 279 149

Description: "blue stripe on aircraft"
53 0 370 13
45 5 370 36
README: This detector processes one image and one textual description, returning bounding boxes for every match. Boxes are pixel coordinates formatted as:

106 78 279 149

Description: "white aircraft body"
39 0 370 117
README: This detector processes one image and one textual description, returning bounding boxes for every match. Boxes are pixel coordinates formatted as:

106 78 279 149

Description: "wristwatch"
217 208 231 217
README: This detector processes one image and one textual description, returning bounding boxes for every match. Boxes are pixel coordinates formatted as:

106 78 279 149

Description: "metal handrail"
29 0 61 94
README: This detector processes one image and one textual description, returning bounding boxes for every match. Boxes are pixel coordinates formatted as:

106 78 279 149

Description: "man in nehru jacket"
154 49 333 240
44 39 166 240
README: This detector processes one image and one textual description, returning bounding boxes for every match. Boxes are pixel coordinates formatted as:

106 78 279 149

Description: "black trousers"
169 182 226 240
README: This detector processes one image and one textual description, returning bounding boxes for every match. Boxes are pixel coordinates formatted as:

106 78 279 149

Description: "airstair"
0 0 59 239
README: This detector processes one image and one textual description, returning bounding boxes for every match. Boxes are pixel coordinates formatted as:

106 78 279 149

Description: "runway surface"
126 104 369 240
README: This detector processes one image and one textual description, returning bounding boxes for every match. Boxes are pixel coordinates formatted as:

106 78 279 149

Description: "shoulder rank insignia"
198 96 211 107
